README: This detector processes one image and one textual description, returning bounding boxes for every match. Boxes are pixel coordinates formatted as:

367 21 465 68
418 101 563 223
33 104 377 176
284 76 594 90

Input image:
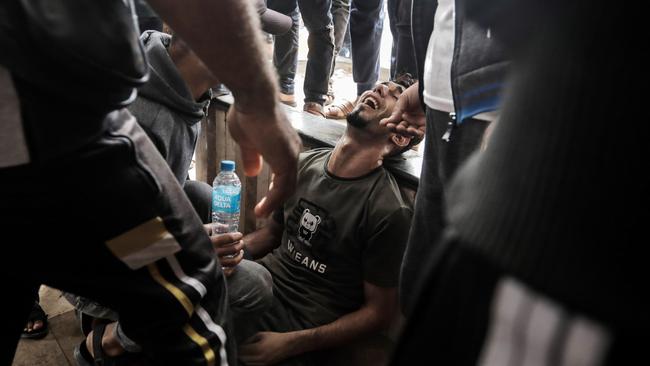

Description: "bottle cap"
220 160 236 171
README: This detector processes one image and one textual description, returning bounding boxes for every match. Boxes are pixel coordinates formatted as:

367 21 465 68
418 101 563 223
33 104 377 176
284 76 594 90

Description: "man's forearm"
147 0 277 110
287 305 389 356
242 223 283 259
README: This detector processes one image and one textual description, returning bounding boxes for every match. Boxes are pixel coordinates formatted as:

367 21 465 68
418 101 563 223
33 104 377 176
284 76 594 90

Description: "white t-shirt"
423 0 455 114
422 0 497 122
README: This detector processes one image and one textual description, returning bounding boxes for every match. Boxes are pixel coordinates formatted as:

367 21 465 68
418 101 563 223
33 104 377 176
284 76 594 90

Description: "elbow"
369 306 398 332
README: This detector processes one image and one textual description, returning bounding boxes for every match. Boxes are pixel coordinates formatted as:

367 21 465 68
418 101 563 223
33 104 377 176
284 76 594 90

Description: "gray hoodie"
129 31 210 185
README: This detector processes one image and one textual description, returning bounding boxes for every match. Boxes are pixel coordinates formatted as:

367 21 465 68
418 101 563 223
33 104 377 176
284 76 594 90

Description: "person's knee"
182 180 212 224
305 23 335 46
300 8 334 38
228 260 274 314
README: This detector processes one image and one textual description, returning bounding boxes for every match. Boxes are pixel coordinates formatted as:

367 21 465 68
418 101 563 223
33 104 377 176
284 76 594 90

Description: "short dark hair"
392 73 416 90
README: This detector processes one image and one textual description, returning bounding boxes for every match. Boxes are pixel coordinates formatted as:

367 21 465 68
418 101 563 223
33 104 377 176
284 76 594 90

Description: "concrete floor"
12 286 84 366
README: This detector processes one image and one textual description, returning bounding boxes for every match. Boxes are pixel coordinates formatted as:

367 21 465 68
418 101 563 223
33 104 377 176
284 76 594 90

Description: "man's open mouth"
362 95 379 110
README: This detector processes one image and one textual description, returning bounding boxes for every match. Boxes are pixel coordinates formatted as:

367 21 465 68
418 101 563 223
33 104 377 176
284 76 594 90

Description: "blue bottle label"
212 186 241 214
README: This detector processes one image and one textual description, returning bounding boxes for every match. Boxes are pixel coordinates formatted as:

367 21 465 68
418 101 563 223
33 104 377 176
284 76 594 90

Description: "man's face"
346 81 405 132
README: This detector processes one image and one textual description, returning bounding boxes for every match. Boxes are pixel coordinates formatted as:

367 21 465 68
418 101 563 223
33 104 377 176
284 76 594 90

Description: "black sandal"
78 311 95 337
73 322 146 366
21 301 49 339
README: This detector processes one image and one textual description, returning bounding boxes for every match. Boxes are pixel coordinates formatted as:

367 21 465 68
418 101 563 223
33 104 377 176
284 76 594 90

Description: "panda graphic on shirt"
285 199 335 264
298 208 321 244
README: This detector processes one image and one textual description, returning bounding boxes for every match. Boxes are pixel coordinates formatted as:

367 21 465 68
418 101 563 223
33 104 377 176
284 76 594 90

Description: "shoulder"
128 98 166 127
298 148 331 171
369 168 414 220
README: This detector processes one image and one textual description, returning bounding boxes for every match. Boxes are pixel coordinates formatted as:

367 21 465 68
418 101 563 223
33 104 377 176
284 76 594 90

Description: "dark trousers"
399 108 489 315
350 0 384 95
387 0 417 78
331 0 351 56
183 179 213 224
137 17 163 33
394 233 634 365
392 236 499 365
268 0 334 104
328 0 351 94
0 111 234 366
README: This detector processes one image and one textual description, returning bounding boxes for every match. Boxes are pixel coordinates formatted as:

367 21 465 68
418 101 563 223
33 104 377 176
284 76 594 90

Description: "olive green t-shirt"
260 148 412 327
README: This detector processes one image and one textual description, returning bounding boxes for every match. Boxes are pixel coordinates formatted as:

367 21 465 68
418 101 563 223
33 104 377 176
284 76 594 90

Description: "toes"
33 320 43 330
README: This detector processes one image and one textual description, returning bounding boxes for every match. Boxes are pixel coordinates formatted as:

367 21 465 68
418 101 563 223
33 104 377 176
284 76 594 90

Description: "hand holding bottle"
204 225 244 277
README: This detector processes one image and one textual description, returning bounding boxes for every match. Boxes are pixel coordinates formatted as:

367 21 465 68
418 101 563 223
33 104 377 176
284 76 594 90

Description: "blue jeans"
350 0 384 95
268 0 334 104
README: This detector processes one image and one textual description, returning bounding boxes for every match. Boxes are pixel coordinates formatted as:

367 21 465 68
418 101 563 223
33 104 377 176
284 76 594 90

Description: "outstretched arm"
239 282 398 365
148 0 302 217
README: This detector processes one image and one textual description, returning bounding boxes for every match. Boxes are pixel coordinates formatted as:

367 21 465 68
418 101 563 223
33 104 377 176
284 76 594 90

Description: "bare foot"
22 302 48 339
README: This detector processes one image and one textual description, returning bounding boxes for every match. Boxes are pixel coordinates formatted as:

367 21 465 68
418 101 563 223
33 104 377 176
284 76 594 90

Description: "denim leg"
331 0 351 55
63 292 119 321
268 0 299 95
298 0 334 104
350 0 384 95
329 0 351 85
227 260 274 343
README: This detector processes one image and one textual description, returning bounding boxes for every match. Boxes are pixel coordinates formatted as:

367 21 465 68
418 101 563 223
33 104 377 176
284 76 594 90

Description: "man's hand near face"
380 82 426 138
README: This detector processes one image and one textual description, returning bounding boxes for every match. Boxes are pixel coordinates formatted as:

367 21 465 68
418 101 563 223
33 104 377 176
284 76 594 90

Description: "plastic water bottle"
211 160 241 234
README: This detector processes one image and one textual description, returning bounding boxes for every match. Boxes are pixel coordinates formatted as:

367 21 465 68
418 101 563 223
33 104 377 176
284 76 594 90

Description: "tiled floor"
12 287 84 366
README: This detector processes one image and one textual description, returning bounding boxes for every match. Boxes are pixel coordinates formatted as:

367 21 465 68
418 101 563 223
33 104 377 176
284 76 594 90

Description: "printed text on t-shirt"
287 239 327 274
